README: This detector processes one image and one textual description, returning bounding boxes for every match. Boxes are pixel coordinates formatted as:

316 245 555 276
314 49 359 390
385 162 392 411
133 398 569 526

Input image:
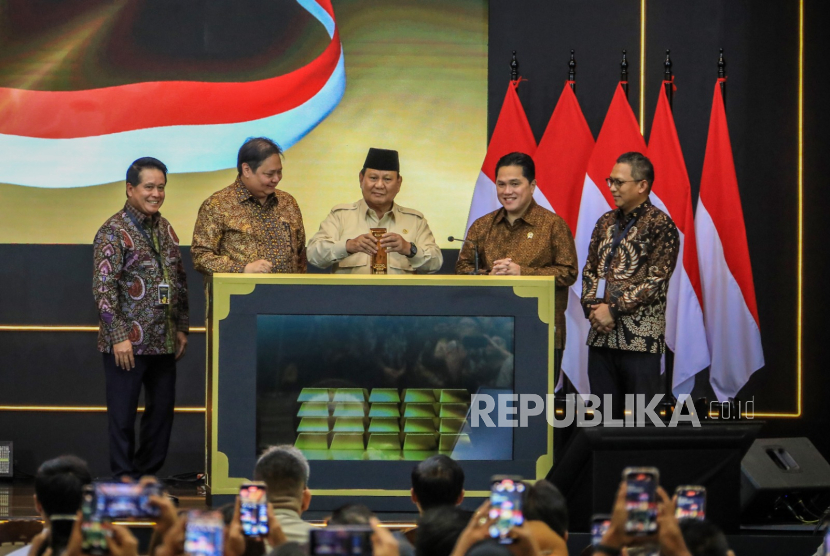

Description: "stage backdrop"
0 0 487 246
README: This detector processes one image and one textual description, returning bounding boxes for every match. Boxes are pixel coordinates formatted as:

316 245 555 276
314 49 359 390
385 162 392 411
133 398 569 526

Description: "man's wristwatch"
406 243 418 258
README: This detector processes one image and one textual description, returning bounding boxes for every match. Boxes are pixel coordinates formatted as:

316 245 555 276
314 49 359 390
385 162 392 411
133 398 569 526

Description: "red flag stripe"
481 80 537 182
535 83 595 233
649 84 704 303
698 82 760 325
0 24 341 139
586 83 647 204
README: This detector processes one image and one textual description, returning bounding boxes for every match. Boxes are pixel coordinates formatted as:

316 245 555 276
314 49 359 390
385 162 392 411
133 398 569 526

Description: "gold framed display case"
207 274 555 509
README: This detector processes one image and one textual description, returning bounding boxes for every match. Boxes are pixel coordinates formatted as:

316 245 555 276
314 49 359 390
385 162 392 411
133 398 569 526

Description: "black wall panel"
489 0 802 413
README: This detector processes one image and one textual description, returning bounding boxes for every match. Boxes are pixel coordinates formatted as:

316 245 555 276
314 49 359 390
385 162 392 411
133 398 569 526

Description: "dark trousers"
103 352 176 478
587 347 663 420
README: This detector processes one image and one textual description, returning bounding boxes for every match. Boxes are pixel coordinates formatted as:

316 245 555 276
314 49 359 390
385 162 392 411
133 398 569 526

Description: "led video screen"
256 314 514 460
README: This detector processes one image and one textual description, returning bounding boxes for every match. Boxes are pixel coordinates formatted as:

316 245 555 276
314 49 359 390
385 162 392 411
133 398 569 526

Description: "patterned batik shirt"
93 203 189 354
581 199 679 353
191 178 307 275
456 200 578 349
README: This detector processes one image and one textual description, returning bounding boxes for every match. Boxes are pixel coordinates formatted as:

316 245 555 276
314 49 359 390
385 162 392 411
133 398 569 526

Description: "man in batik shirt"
456 152 578 377
93 157 189 478
191 137 306 277
582 152 679 408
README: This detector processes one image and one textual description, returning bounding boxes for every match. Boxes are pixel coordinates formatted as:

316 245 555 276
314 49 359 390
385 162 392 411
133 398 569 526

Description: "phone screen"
675 487 706 521
239 483 269 537
488 477 525 544
590 516 611 547
624 471 658 535
185 511 224 556
309 526 373 555
94 482 161 519
81 486 111 555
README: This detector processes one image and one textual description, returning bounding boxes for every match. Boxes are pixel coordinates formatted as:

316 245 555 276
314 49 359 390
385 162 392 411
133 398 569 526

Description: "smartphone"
309 525 373 555
94 482 162 519
81 485 112 555
674 485 706 521
239 482 269 537
185 511 225 556
590 514 611 547
623 467 659 535
488 475 525 544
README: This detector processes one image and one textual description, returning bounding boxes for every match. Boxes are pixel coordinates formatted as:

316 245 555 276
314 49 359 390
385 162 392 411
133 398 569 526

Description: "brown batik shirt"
456 200 578 348
191 178 307 275
581 199 679 353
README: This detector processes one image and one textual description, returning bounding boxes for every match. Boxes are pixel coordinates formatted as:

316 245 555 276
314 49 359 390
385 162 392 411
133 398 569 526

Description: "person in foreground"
581 152 679 409
252 445 315 544
457 152 577 375
592 480 735 556
192 137 306 277
92 156 189 479
307 147 443 274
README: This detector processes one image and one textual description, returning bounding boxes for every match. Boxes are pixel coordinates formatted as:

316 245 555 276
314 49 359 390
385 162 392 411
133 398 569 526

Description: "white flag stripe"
696 202 765 400
561 173 610 394
649 193 710 395
533 187 554 212
465 171 499 235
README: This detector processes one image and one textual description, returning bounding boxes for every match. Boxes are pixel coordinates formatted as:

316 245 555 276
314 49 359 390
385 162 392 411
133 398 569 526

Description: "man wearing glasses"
581 152 679 411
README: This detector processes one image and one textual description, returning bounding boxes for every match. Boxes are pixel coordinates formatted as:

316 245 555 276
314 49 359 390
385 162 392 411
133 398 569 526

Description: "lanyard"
125 210 169 282
603 212 638 275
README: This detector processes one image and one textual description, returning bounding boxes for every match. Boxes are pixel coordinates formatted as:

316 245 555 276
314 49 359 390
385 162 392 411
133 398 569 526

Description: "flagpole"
510 50 519 82
568 50 576 93
718 48 727 106
664 49 673 110
621 50 629 99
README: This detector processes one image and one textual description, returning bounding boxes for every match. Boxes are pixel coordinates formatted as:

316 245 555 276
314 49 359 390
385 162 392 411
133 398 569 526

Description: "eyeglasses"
605 177 642 189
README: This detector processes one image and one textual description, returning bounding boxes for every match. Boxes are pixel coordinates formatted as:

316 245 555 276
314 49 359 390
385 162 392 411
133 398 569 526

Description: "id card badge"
596 278 607 301
158 283 170 305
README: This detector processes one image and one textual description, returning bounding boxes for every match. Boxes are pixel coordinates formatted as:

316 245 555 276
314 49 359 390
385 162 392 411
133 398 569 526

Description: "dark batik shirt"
93 203 189 354
456 200 578 348
191 178 307 275
581 199 679 353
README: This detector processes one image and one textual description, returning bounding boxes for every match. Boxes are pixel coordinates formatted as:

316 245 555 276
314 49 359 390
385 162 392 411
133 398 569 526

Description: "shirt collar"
123 202 160 226
234 177 276 206
494 199 539 226
359 198 396 221
616 198 652 223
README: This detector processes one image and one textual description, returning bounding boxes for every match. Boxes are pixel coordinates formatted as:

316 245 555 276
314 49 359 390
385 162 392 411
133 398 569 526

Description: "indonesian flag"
535 82 595 234
562 83 647 394
648 83 710 396
0 0 345 188
695 80 764 400
465 79 549 235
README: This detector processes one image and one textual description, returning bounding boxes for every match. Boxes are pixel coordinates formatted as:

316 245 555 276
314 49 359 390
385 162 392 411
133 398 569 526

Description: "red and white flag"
695 80 764 400
648 83 710 396
535 82 595 234
563 83 647 394
465 80 549 235
0 0 345 188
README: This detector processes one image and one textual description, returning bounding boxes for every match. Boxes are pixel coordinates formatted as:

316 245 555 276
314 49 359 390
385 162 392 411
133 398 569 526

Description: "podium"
206 274 556 510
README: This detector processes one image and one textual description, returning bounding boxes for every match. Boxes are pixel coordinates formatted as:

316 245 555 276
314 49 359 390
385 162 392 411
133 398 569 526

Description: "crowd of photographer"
7 447 758 556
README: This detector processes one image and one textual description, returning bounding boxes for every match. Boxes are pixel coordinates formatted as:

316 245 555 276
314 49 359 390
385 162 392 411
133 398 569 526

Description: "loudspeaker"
741 437 830 522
